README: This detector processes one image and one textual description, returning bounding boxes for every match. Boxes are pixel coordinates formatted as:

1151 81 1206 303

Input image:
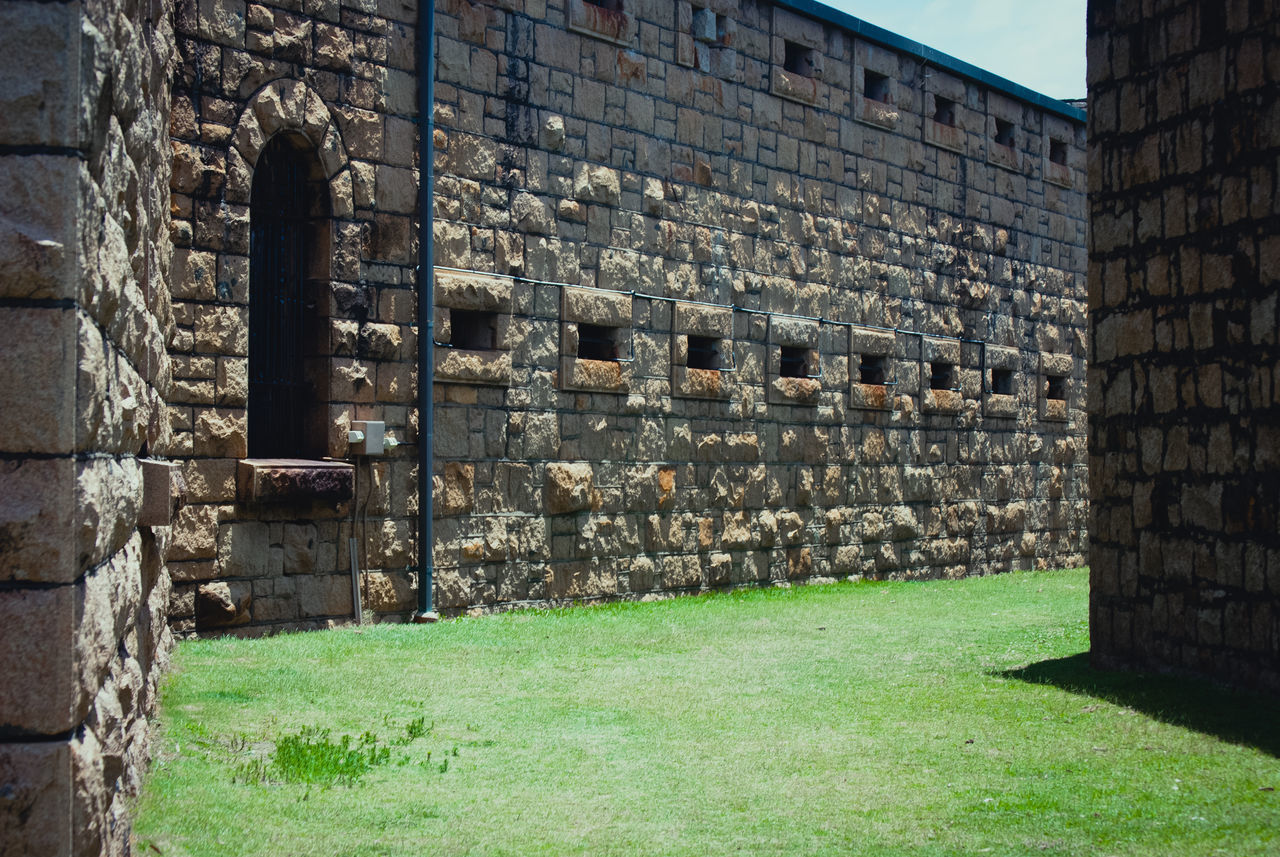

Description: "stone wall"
0 0 177 852
424 0 1090 611
164 0 423 633
1088 0 1280 692
165 0 1088 635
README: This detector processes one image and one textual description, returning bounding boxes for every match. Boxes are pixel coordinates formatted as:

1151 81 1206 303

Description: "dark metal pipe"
414 0 438 621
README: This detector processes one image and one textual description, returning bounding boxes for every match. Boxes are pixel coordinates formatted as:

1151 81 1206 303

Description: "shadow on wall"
997 654 1280 759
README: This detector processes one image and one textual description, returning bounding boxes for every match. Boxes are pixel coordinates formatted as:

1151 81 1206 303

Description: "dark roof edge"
775 0 1087 124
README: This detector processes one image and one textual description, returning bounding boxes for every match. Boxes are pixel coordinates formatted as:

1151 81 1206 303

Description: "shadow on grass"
997 653 1280 758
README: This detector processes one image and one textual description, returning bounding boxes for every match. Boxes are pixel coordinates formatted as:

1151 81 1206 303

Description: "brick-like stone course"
424 0 1089 614
164 0 422 634
1087 0 1280 693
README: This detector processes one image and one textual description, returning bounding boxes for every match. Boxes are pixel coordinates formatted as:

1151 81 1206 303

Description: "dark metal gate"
248 137 309 458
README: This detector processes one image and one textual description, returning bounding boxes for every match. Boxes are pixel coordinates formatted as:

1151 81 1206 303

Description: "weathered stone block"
0 584 76 733
0 307 75 455
544 462 597 515
196 580 252 627
236 459 355 504
0 155 79 301
0 457 75 583
0 741 72 857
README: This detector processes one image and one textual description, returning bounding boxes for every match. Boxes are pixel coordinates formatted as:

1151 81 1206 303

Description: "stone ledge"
236 459 354 504
566 0 636 47
435 347 512 386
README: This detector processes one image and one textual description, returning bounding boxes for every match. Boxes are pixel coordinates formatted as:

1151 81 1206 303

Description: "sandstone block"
546 560 617 599
217 521 269 577
283 523 317 575
0 155 79 300
0 741 71 857
544 462 597 515
194 408 247 458
297 574 353 617
572 163 620 205
0 457 75 583
196 580 251 627
167 503 219 562
0 585 76 733
0 306 75 454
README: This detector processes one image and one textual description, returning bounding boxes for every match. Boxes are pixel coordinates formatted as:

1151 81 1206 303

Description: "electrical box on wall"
349 420 385 456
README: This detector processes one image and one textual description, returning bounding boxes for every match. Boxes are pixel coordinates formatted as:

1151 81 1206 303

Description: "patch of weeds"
236 726 389 787
233 717 453 789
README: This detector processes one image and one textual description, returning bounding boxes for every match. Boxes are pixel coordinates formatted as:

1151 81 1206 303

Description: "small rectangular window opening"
585 0 624 10
783 41 815 76
860 355 888 385
451 309 497 351
864 70 891 103
994 117 1015 148
930 362 957 390
1049 138 1068 166
686 335 720 370
780 346 809 378
933 96 957 127
1046 375 1067 401
578 323 619 361
991 368 1013 396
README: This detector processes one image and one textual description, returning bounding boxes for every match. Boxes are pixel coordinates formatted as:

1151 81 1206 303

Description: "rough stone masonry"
1088 0 1280 693
0 0 177 852
0 0 1088 851
157 0 1089 636
160 0 1089 636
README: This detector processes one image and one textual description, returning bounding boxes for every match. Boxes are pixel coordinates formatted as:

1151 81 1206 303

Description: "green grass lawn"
134 569 1279 856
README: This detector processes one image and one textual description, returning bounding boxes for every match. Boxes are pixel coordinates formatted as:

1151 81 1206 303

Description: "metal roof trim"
775 0 1087 123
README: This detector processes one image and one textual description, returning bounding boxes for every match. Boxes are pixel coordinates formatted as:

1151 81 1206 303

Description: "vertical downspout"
413 0 438 622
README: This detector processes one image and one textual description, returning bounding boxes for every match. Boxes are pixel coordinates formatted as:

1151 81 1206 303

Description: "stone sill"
567 0 636 47
984 393 1018 419
849 383 894 410
435 347 512 386
237 459 355 504
924 388 964 414
771 68 819 106
1045 161 1073 189
924 120 966 155
987 143 1021 172
857 97 898 131
672 366 731 399
1040 399 1069 422
560 355 629 393
769 376 821 405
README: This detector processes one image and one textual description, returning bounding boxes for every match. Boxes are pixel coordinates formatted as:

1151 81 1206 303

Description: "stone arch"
227 79 355 459
226 78 354 219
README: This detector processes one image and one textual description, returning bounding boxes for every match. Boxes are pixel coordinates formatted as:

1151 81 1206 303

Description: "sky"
824 0 1087 101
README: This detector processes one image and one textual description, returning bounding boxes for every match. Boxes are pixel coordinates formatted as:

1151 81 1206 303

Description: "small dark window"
860 355 888 385
578 323 619 361
783 41 815 76
687 335 719 370
1049 138 1068 166
585 0 623 10
994 117 1015 147
1046 375 1067 401
933 96 956 127
991 368 1013 395
864 70 891 103
451 309 497 351
930 362 957 390
780 346 809 378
